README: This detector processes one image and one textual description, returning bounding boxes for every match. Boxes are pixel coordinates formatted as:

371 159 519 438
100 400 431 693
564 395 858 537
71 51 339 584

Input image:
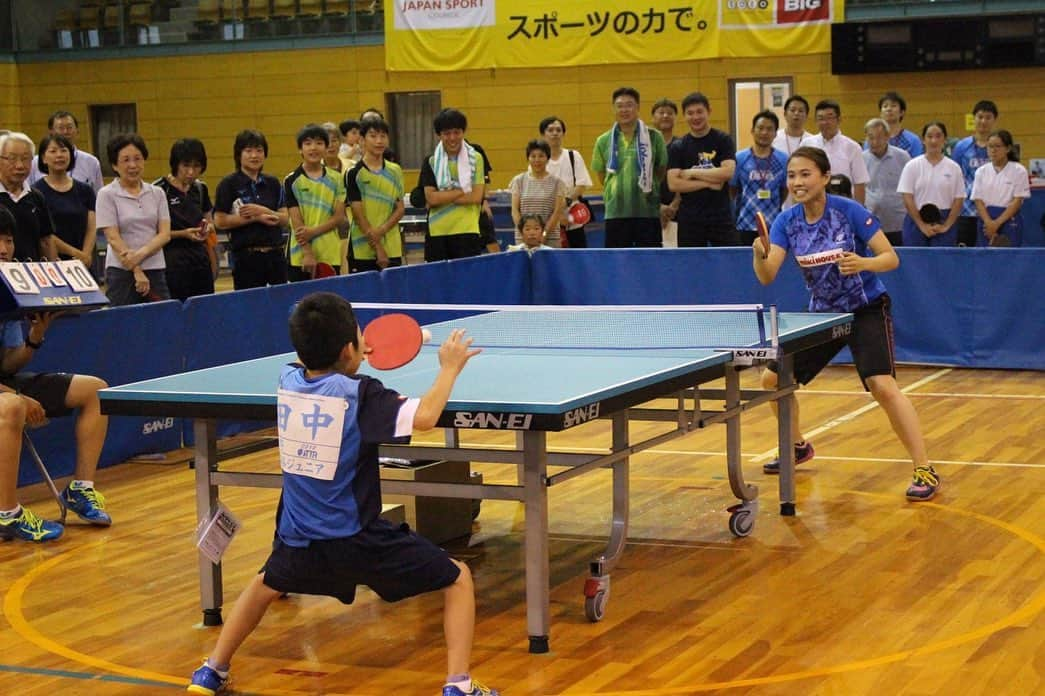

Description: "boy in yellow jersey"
344 117 405 272
284 124 346 281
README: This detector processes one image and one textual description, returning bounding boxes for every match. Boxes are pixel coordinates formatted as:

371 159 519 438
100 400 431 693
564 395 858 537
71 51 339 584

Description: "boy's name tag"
277 389 347 481
196 502 241 565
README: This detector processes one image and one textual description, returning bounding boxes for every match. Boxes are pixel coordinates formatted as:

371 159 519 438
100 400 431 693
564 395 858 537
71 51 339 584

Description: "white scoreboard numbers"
0 262 41 295
56 260 100 292
0 260 108 316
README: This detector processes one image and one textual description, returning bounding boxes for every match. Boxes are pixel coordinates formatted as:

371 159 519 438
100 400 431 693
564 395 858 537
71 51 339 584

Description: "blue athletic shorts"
262 517 461 604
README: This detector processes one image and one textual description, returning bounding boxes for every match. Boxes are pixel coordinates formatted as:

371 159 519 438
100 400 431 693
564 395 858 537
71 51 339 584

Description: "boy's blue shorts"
261 517 461 604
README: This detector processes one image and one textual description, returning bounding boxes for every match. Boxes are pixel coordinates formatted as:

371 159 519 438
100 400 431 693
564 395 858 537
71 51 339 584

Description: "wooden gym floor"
1 365 1043 695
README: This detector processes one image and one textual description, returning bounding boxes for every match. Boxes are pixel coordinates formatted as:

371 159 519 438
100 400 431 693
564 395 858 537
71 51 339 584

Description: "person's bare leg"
866 375 929 468
207 573 283 667
0 393 26 510
444 559 475 677
65 375 108 481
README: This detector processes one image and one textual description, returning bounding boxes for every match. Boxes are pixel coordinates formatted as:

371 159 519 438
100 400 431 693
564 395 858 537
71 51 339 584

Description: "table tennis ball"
421 328 432 344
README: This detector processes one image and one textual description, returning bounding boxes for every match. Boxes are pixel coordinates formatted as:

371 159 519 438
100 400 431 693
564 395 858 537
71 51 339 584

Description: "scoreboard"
0 260 110 317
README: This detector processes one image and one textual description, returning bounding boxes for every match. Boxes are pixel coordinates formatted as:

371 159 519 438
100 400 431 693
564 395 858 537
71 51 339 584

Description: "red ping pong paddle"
363 313 430 370
566 200 591 227
755 211 770 259
312 262 337 279
989 233 1011 247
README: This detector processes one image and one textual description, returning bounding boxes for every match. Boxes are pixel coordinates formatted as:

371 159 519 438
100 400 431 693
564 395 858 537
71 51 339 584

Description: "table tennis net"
350 303 774 351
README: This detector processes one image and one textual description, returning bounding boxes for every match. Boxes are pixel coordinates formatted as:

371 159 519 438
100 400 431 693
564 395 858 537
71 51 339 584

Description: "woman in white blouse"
971 130 1030 246
509 139 567 247
96 134 171 305
540 116 593 247
897 121 966 247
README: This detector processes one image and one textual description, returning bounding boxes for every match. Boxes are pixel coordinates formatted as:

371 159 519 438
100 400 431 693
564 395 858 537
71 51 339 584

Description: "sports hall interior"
1 1 1044 694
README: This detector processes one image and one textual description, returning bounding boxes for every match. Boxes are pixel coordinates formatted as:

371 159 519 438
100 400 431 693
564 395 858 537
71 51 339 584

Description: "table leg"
194 419 224 626
522 430 550 654
776 355 797 516
725 365 758 502
515 431 525 484
725 366 759 536
584 409 630 622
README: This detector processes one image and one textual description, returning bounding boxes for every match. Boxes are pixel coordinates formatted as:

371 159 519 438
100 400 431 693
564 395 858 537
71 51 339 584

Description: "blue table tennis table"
100 306 852 653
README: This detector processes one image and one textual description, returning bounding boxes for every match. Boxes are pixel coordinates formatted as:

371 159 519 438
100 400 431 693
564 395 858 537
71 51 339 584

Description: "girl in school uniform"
971 130 1031 247
896 121 966 247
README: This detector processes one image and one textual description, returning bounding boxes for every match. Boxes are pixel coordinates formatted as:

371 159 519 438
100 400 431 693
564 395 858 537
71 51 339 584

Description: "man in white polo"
806 99 870 205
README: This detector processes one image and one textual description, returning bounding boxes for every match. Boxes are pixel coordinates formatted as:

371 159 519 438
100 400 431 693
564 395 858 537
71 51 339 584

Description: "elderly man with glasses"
0 132 57 262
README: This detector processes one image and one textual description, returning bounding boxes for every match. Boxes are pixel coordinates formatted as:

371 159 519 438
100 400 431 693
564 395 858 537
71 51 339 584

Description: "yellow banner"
386 0 844 71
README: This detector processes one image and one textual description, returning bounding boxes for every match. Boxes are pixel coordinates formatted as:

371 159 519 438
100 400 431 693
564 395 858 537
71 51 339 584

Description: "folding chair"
23 430 67 525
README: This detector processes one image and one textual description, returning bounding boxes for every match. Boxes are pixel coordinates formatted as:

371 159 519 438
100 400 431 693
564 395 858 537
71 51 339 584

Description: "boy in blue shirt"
951 100 999 247
188 292 496 696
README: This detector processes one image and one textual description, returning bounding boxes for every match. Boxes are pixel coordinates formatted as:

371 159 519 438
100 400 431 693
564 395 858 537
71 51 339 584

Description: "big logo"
778 0 830 24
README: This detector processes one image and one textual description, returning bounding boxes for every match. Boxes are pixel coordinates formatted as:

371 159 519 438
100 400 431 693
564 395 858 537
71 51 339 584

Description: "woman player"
752 146 938 501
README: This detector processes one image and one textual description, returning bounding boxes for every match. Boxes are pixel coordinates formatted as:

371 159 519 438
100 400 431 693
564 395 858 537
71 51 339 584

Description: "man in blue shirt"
868 92 923 158
188 292 498 696
731 110 788 245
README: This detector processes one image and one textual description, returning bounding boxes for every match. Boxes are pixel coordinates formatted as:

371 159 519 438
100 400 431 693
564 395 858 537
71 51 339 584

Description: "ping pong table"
100 306 852 653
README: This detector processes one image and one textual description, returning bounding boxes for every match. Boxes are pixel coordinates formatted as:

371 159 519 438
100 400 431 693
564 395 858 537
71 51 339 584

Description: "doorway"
729 78 793 150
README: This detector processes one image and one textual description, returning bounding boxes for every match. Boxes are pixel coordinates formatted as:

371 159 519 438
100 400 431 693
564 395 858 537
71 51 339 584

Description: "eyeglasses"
0 155 33 164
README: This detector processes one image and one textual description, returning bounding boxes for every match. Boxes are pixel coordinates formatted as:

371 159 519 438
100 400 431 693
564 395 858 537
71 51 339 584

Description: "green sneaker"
0 506 64 542
62 483 112 526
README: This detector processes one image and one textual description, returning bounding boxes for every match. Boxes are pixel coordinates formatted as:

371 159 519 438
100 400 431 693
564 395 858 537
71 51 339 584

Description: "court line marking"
0 547 358 696
0 662 180 689
557 490 1045 695
748 368 953 463
6 493 1043 696
780 454 1045 470
622 450 1044 471
412 443 1043 471
2 552 186 688
801 389 1045 400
